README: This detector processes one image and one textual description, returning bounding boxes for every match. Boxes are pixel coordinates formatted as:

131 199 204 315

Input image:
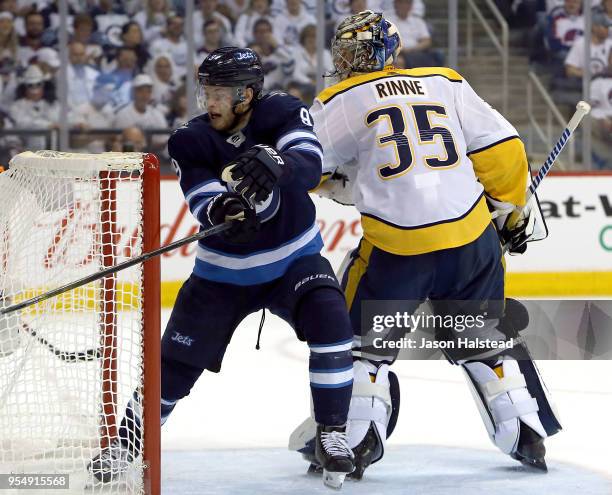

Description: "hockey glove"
206 192 260 243
221 144 285 203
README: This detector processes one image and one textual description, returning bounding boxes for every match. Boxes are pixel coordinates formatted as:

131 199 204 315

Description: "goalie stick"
0 222 232 316
525 100 591 204
502 100 591 253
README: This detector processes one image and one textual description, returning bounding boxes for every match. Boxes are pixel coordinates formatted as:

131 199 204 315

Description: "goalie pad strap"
491 397 539 424
484 374 527 398
349 403 389 424
351 381 392 404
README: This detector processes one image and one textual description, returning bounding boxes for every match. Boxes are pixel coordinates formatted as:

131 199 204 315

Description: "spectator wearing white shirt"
17 11 48 68
69 79 115 153
291 24 332 87
33 46 59 78
369 0 425 17
146 53 178 115
386 0 435 68
112 74 167 150
565 13 612 78
590 51 612 168
192 0 233 47
93 0 130 42
0 57 18 112
594 0 612 39
10 64 59 149
150 14 188 77
133 0 170 43
273 0 315 46
220 0 249 21
249 17 293 89
67 41 100 110
71 13 103 65
197 19 226 65
234 0 273 48
0 12 18 61
120 21 151 71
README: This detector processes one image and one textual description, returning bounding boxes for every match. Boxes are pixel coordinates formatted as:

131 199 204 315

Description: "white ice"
162 311 612 494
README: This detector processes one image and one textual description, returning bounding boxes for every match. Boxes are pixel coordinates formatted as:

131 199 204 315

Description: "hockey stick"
0 222 232 316
502 101 590 253
19 322 101 362
525 100 591 203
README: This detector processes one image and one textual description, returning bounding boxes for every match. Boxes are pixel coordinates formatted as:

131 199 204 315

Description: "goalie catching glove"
207 192 260 243
221 144 285 202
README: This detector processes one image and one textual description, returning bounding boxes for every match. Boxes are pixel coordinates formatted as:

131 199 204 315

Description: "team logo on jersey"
171 331 194 347
227 131 246 147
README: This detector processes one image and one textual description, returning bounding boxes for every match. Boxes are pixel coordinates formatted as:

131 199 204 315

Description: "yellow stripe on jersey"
344 239 374 311
361 195 491 255
317 67 464 105
468 136 528 207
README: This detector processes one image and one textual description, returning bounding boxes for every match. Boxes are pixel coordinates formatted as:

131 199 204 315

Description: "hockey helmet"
197 47 264 110
331 11 402 78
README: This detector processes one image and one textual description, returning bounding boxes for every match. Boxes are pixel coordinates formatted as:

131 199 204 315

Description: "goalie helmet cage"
0 151 160 495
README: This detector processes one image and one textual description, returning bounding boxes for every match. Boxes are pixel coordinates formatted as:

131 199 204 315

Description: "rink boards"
156 173 612 300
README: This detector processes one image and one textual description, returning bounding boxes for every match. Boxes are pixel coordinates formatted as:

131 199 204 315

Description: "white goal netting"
0 151 157 494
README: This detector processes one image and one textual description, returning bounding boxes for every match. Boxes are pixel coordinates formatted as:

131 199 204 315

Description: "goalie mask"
330 11 402 79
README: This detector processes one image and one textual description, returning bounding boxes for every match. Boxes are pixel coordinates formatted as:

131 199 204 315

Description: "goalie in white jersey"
290 10 561 480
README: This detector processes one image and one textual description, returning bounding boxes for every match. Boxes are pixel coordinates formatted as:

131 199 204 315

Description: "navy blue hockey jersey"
167 92 324 286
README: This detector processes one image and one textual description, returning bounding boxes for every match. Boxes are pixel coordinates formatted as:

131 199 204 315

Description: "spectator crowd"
0 0 440 159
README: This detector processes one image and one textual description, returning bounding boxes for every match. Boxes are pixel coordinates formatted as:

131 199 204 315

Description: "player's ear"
243 87 254 105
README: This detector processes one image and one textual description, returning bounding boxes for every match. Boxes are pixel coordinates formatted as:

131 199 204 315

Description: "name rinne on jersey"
374 78 426 100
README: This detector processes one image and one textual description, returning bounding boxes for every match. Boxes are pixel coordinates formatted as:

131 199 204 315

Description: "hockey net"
0 151 160 494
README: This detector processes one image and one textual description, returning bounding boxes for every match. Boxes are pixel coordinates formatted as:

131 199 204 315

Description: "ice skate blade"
519 457 548 472
323 470 347 490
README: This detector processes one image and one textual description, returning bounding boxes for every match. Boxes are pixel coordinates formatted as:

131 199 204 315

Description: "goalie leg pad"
347 361 399 466
462 342 562 456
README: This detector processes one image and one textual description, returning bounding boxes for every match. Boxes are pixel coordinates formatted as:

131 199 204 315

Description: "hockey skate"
511 423 548 472
88 439 134 483
315 424 355 489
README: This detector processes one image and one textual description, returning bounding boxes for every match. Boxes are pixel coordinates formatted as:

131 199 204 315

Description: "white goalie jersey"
311 67 529 256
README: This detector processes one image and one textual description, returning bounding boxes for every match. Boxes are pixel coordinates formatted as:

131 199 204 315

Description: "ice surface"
162 446 612 495
162 310 612 494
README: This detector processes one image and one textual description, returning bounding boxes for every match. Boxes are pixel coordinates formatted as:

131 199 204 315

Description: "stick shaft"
526 102 590 202
1 222 231 315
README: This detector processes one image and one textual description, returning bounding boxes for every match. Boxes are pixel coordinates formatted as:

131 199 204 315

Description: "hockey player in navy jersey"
89 47 355 489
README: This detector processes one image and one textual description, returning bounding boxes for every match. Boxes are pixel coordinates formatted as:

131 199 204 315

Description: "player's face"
204 85 236 130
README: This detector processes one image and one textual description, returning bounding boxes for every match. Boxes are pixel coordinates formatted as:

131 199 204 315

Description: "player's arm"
222 95 325 201
458 78 537 252
168 129 229 227
458 78 528 211
169 130 259 241
308 95 358 204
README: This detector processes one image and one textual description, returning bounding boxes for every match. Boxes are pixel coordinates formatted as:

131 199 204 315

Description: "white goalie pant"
347 360 393 460
462 355 560 455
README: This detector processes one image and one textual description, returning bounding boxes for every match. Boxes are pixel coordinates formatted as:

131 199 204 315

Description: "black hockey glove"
221 144 285 203
206 192 260 243
499 215 529 255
